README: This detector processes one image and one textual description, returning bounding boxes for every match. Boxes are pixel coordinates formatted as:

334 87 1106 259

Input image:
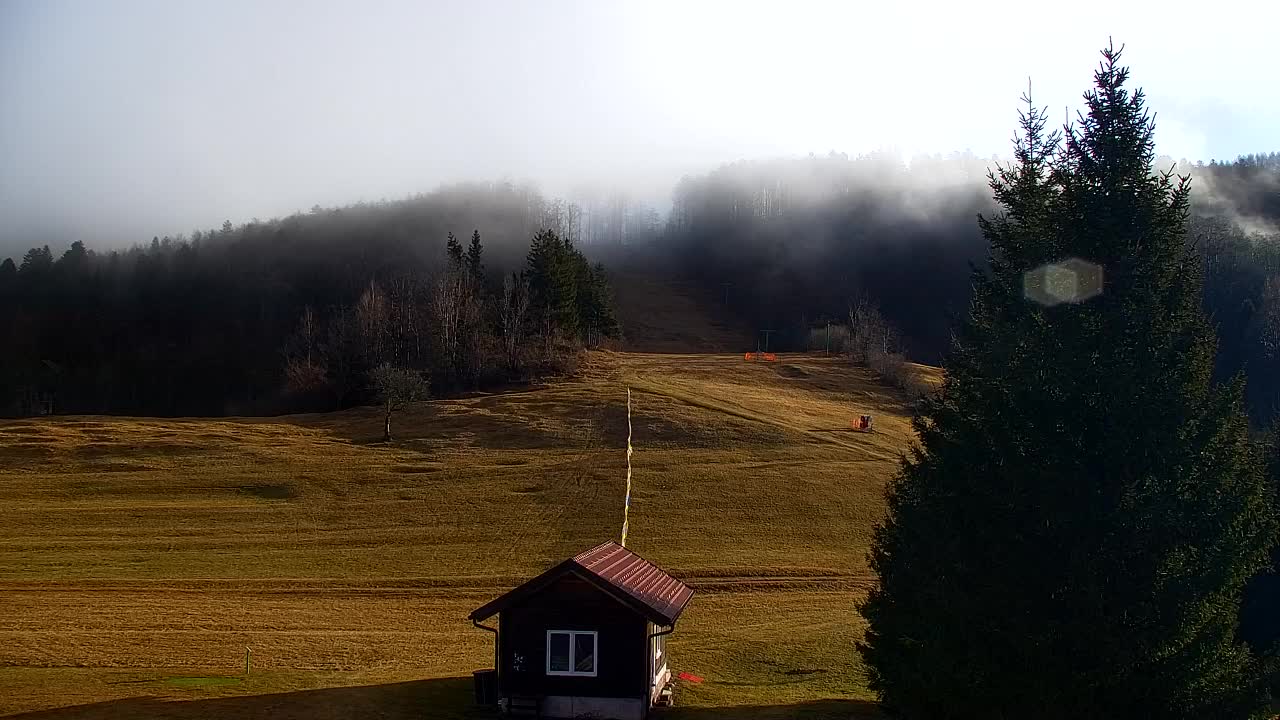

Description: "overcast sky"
0 0 1274 256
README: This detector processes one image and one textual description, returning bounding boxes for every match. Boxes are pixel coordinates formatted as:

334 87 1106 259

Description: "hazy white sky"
0 0 1274 254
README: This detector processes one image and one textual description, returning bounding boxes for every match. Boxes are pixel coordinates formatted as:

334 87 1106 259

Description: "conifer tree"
859 44 1277 720
466 230 485 285
577 261 620 346
446 231 463 269
525 229 580 343
19 246 53 276
1241 427 1280 667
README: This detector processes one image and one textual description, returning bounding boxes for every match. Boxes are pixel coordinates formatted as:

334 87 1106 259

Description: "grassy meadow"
0 351 934 719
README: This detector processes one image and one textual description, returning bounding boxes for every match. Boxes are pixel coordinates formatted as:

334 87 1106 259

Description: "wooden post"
383 399 393 443
245 647 251 676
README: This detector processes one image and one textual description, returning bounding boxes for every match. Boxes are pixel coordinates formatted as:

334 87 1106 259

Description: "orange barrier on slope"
850 414 875 432
744 352 779 362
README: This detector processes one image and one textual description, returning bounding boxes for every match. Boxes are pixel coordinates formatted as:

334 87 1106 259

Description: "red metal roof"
469 541 693 626
572 542 693 626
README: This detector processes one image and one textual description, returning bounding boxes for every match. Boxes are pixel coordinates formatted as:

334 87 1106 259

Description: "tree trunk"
383 401 393 443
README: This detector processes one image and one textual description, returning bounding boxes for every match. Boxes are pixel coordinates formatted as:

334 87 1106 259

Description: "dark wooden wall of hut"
498 573 648 699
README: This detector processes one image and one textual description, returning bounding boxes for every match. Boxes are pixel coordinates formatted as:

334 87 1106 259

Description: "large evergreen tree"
467 229 485 285
446 231 464 269
1241 427 1280 669
859 45 1277 720
525 228 580 340
576 261 620 346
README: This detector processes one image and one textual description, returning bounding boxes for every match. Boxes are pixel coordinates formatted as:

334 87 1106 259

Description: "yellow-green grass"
0 352 935 718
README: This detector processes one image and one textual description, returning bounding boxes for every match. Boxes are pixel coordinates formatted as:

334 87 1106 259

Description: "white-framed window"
652 631 668 682
546 630 597 677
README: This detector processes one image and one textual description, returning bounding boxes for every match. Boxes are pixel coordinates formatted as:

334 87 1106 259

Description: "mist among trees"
0 141 1277 421
646 150 1280 422
0 182 620 416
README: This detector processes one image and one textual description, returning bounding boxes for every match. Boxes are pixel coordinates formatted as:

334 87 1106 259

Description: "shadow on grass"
4 676 882 720
3 677 487 720
659 698 883 719
296 401 571 451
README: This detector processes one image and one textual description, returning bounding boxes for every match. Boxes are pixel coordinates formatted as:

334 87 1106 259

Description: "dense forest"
1 154 1277 420
655 151 996 357
652 151 1280 421
0 182 618 416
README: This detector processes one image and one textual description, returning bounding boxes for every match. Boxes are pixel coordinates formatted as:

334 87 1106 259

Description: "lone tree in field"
859 44 1278 720
370 363 429 442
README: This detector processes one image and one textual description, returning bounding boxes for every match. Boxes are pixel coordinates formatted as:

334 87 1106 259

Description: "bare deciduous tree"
459 283 484 386
386 273 427 367
325 304 361 408
282 306 327 398
431 267 485 386
431 272 465 379
501 272 530 371
293 306 319 365
283 356 327 395
356 280 389 367
846 295 927 399
848 296 897 364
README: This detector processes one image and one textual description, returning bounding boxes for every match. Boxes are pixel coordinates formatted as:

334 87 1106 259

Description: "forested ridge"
0 182 621 416
1 154 1277 420
654 150 1280 421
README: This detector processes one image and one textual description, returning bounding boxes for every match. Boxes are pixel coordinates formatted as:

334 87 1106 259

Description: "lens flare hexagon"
1024 258 1103 306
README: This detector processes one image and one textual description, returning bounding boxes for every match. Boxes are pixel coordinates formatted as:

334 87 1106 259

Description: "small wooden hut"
470 541 693 719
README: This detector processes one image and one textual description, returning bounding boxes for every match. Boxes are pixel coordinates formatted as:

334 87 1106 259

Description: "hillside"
0 351 939 719
610 271 755 353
